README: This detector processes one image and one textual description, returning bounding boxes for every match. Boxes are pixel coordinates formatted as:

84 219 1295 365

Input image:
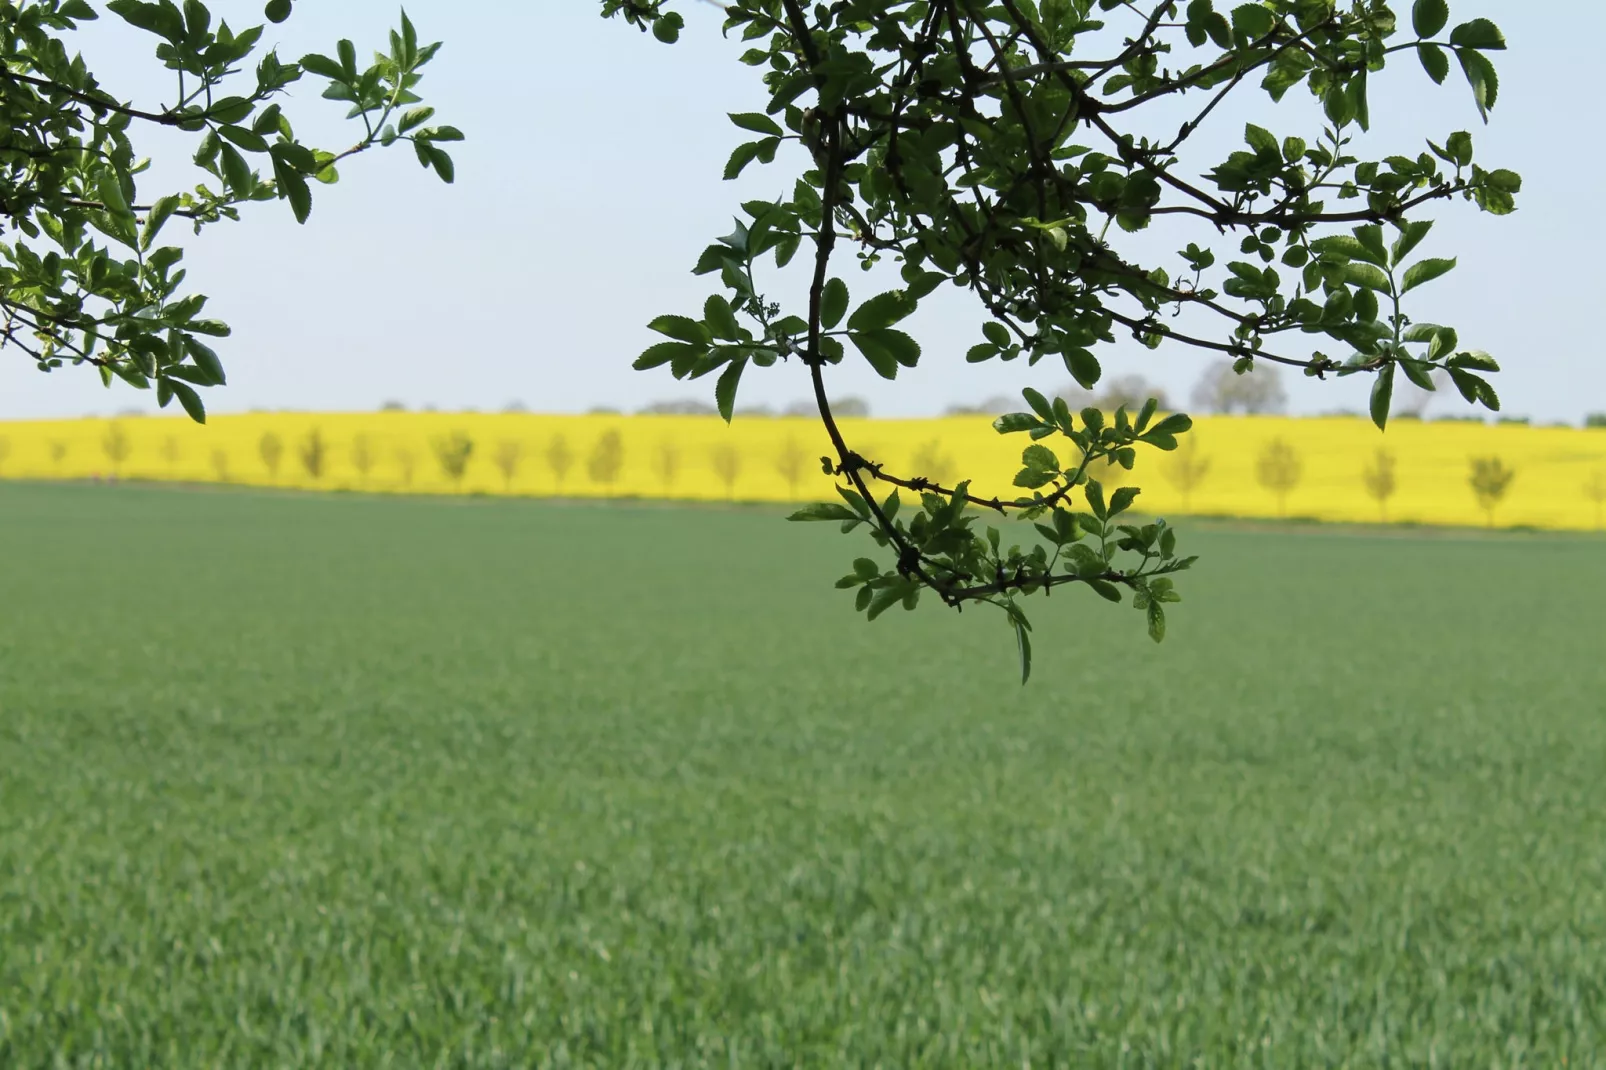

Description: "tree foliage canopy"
607 0 1516 679
1 0 457 421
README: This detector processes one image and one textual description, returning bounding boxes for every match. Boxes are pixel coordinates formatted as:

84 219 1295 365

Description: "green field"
1 482 1603 1067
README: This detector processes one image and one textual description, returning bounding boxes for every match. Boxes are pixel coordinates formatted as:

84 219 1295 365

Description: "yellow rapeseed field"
1 410 1603 531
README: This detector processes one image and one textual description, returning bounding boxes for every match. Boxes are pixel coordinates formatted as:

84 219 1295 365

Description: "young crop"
614 0 1516 678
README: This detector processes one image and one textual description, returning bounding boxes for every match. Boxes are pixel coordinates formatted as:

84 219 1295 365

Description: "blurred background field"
1 411 1604 531
1 481 1603 1066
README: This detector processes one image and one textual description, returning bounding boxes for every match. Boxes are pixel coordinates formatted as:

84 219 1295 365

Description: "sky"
0 0 1598 423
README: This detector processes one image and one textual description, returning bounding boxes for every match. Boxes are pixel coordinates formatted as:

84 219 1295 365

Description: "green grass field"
1 482 1603 1067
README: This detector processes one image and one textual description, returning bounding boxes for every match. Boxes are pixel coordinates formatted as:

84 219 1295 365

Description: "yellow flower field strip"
0 413 1602 531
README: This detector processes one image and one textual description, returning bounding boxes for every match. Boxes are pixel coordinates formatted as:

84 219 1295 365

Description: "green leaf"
1022 444 1060 473
1022 388 1054 422
789 502 858 522
704 294 740 340
1013 616 1033 684
1108 486 1140 516
849 331 900 379
1390 220 1433 265
820 278 849 329
846 290 916 332
276 160 311 223
1370 362 1395 431
1457 49 1499 120
1417 43 1449 84
141 195 180 250
1243 123 1278 157
723 140 763 180
982 321 1011 347
715 357 746 422
219 143 252 198
1063 347 1101 390
729 112 783 137
1231 3 1274 41
866 585 904 621
185 339 226 386
1401 257 1456 293
1412 0 1448 38
648 315 711 344
651 10 683 43
265 0 292 22
219 124 269 153
1449 18 1506 50
169 380 206 424
993 413 1039 434
1146 601 1166 643
633 340 697 371
1344 262 1392 292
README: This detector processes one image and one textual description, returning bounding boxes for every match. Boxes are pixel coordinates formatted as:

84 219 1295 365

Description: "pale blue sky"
1 1 1597 422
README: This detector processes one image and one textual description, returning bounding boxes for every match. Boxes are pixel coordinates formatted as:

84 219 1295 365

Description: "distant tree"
1585 470 1606 531
298 429 328 481
786 397 869 418
1361 448 1398 522
1397 369 1450 419
642 399 717 415
395 447 418 488
1585 413 1606 429
493 440 523 493
1191 360 1288 416
545 434 575 490
710 441 742 499
1163 436 1211 512
774 437 809 499
210 449 230 484
351 435 376 486
942 395 1019 417
1469 456 1515 528
829 396 872 418
380 401 409 413
735 404 775 418
1256 438 1303 516
503 401 529 414
160 435 182 475
433 432 475 491
1095 374 1170 413
48 441 68 469
259 432 285 482
654 439 682 495
586 429 624 487
101 423 132 475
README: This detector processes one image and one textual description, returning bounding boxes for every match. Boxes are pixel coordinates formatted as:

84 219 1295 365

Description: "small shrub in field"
1583 470 1606 531
48 441 68 468
655 439 681 494
299 429 328 481
259 433 284 481
210 449 230 483
1164 436 1210 512
910 439 956 486
774 437 808 500
494 440 523 493
350 436 376 486
101 423 132 474
394 448 418 489
433 432 474 491
586 430 624 488
1469 456 1515 528
1256 438 1303 516
161 436 181 473
1361 449 1398 522
546 435 574 491
710 441 742 499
